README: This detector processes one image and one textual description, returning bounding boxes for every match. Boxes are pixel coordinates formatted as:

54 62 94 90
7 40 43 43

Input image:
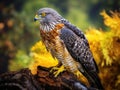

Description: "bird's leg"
50 62 66 77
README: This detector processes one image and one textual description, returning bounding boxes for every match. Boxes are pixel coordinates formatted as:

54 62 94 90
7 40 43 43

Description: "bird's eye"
41 12 46 17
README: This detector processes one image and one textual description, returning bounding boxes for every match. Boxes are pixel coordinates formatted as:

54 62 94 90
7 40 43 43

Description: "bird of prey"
34 7 103 90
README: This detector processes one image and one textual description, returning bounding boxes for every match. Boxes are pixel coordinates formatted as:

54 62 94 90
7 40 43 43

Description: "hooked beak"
34 14 41 22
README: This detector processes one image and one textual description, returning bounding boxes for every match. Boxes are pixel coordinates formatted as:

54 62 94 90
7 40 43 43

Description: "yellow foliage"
86 11 120 90
29 41 58 74
116 75 120 87
86 11 120 66
100 10 120 31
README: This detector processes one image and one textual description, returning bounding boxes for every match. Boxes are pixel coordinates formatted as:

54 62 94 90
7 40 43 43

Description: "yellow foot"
50 65 65 77
75 71 83 78
75 71 89 85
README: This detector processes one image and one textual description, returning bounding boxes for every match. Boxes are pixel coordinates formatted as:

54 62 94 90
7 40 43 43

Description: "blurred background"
0 0 120 89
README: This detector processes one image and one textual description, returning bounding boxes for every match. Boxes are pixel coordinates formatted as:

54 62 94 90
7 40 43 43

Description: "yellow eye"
41 12 46 17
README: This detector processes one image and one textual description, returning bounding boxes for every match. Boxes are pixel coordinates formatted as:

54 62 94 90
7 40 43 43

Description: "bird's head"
34 8 63 32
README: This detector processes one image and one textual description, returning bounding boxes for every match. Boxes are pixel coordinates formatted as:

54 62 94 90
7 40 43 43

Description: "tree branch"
0 66 97 90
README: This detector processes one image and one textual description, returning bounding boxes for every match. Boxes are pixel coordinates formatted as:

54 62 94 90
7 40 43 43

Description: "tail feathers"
84 71 104 90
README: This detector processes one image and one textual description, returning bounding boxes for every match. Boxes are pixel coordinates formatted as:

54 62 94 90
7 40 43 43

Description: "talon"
75 71 89 85
50 65 65 77
50 67 58 73
75 71 83 78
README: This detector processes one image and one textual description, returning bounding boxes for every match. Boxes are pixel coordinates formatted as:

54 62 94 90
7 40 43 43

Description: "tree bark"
0 66 97 90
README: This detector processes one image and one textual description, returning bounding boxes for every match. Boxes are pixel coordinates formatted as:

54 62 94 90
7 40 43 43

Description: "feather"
60 28 103 89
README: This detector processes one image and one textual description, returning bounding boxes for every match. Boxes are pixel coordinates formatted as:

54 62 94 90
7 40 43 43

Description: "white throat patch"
40 22 59 32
